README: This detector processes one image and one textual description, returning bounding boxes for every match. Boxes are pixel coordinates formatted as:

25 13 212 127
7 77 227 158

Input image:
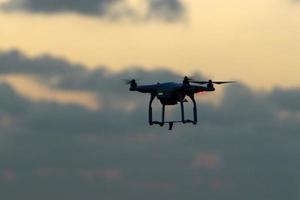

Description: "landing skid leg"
161 104 165 126
148 93 156 125
188 94 197 125
168 122 174 130
180 101 185 123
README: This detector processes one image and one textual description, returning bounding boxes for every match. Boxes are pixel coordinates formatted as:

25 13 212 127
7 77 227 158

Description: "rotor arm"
189 85 215 93
135 85 158 93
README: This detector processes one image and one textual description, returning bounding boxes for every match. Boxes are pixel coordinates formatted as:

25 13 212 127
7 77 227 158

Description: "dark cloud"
0 83 31 115
1 0 119 15
0 50 85 76
270 87 300 111
147 0 185 22
0 50 300 200
0 0 186 22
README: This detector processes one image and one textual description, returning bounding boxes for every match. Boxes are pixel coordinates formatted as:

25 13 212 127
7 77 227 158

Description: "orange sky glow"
0 0 300 90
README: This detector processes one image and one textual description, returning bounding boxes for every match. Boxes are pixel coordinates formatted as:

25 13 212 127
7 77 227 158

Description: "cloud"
0 169 17 182
0 74 100 110
146 0 185 22
0 82 31 115
1 0 119 15
0 50 85 76
269 87 300 111
0 50 300 200
193 152 222 170
0 0 186 22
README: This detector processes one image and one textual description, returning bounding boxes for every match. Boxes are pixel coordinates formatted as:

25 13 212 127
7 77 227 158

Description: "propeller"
183 76 194 84
183 76 194 81
123 79 138 85
190 79 236 85
123 79 138 89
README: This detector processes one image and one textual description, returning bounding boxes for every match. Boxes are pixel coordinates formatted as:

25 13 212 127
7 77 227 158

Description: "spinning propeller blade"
123 79 139 85
190 79 236 85
212 81 236 85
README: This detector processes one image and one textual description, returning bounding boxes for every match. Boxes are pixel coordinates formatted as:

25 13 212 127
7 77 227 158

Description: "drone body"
127 76 234 130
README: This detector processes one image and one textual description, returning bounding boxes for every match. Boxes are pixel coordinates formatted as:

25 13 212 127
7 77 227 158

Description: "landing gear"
168 122 174 130
180 101 185 123
187 93 197 125
148 93 198 130
148 93 156 126
162 104 165 124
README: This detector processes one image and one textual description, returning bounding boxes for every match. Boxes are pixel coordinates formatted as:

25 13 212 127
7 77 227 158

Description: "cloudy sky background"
1 0 300 88
0 0 300 199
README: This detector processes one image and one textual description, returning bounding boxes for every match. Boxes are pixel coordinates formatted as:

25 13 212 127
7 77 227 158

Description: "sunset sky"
1 0 300 88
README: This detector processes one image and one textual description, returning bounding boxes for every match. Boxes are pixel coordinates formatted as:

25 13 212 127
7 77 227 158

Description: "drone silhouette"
126 76 235 130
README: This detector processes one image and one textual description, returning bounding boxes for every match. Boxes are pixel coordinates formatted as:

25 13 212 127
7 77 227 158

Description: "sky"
0 0 300 200
0 0 300 88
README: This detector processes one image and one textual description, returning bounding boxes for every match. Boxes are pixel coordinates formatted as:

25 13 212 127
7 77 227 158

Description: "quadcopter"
126 76 235 130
